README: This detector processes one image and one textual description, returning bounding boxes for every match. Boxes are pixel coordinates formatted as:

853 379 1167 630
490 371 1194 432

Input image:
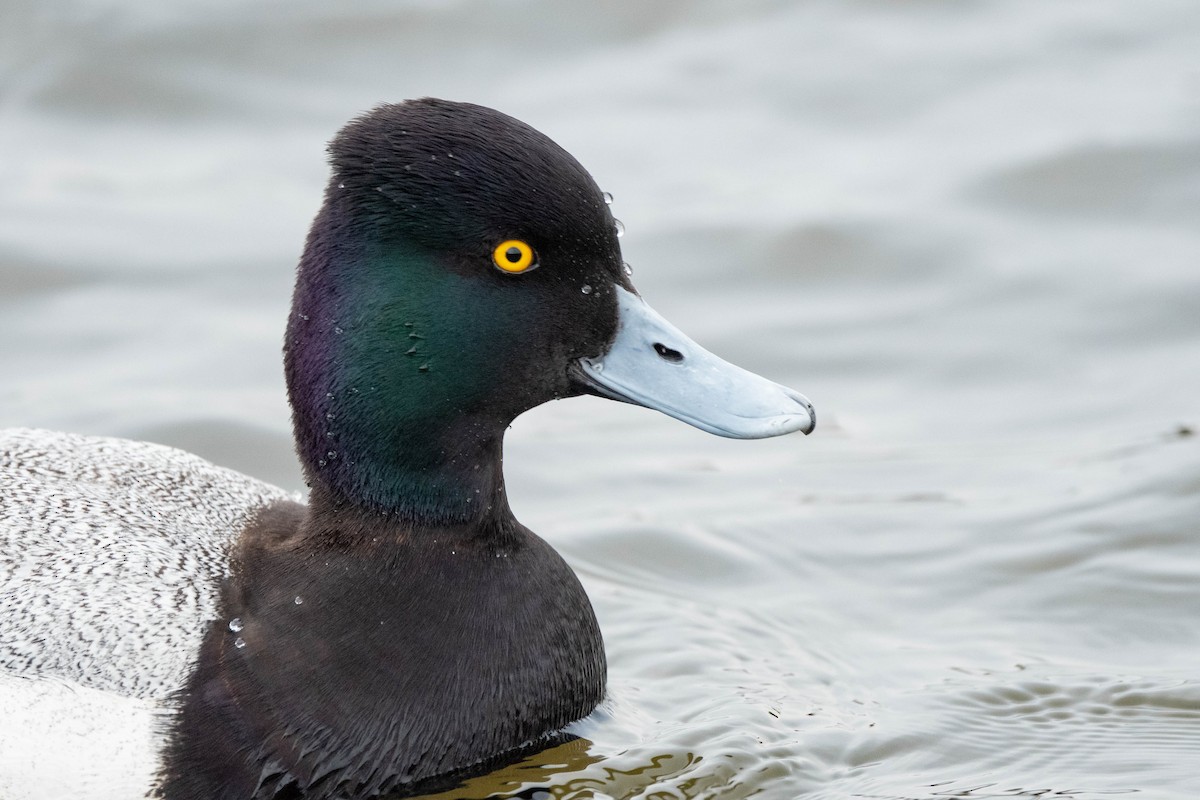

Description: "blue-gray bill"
576 287 815 439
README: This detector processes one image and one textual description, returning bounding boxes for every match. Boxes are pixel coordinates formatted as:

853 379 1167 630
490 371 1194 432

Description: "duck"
0 98 814 800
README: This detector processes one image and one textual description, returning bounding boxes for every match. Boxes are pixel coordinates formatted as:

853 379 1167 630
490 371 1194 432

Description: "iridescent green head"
285 99 813 522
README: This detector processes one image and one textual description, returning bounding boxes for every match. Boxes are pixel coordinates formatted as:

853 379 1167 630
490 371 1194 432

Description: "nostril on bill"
653 343 684 363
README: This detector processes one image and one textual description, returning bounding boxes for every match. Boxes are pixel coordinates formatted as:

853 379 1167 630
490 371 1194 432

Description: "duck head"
285 98 813 521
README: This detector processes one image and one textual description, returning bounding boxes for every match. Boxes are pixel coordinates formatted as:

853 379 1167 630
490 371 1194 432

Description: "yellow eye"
492 240 537 274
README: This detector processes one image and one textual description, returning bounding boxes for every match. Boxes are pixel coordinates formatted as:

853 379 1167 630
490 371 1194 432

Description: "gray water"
3 1 1199 797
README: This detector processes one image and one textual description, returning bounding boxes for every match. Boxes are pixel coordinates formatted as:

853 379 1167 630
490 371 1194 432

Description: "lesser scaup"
0 98 813 799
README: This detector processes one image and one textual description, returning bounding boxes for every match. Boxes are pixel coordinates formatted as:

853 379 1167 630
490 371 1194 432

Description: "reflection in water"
408 739 599 800
434 748 727 800
408 741 746 800
405 738 800 799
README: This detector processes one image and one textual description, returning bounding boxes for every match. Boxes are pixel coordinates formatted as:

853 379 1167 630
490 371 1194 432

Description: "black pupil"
505 246 522 263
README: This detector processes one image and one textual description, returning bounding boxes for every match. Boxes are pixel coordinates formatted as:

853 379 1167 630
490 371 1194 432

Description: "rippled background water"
3 1 1200 798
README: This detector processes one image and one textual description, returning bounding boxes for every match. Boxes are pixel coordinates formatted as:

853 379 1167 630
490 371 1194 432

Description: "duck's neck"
287 359 514 524
284 201 516 525
298 420 513 534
